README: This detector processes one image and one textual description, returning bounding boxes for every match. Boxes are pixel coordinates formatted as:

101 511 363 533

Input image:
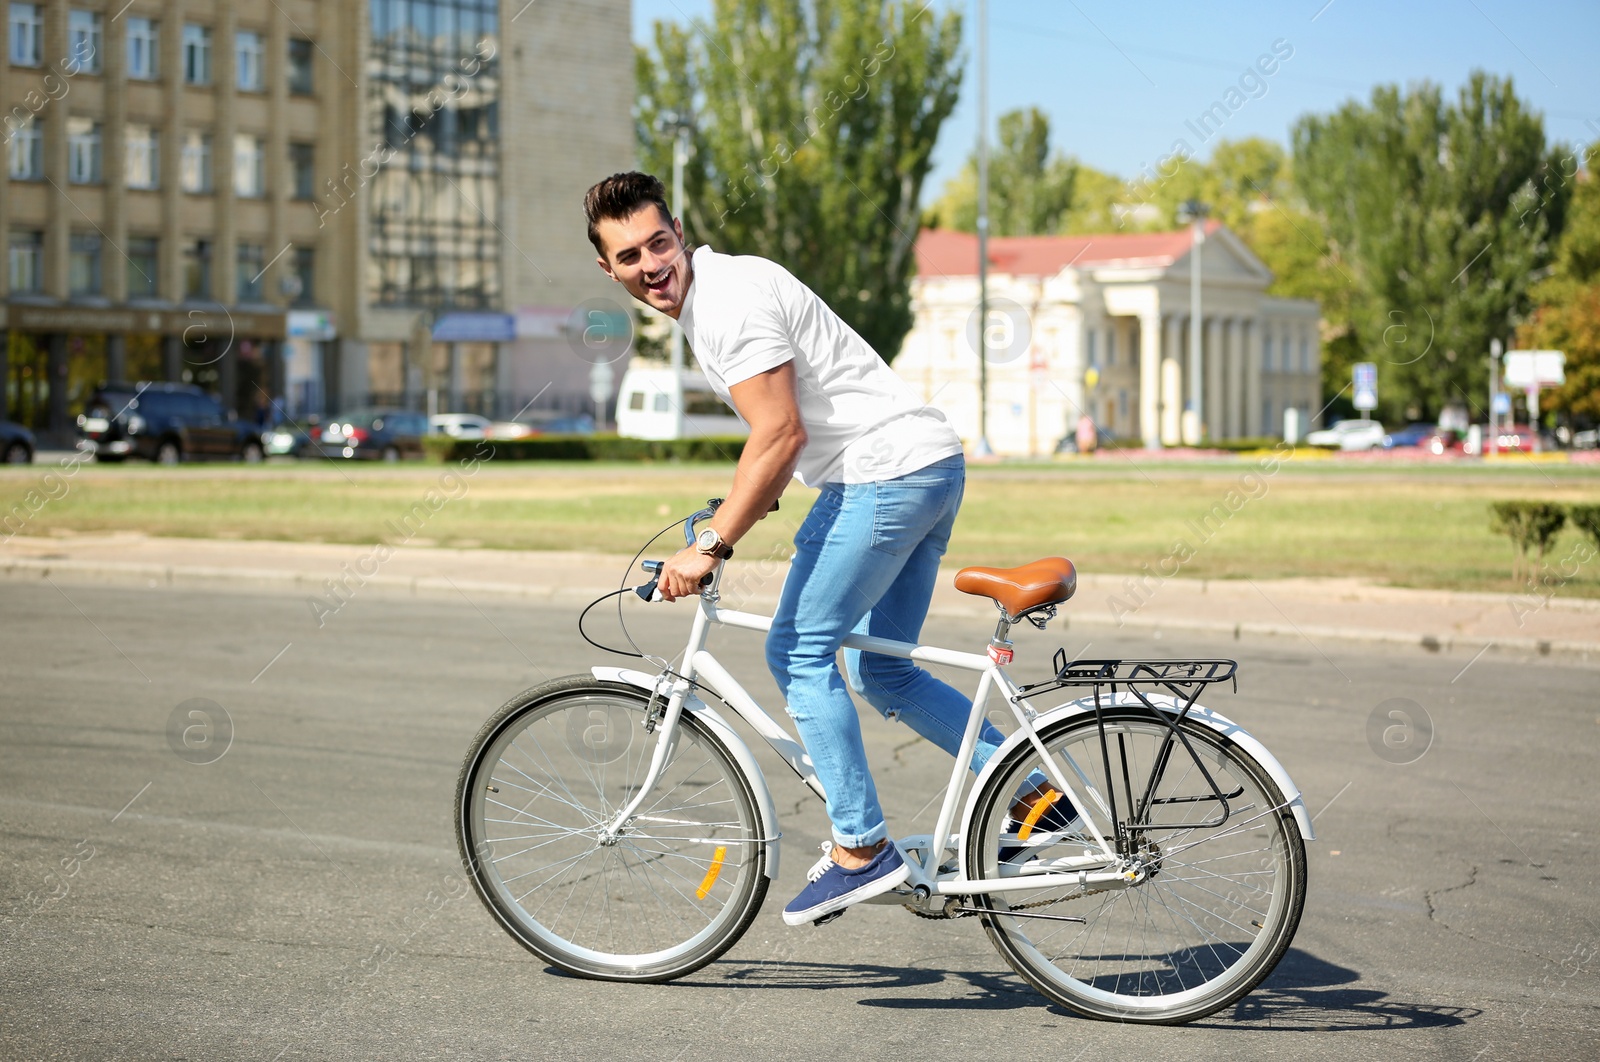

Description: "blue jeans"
765 456 1008 848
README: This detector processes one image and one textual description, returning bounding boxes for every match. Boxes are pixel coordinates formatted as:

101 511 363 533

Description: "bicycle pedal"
812 910 847 927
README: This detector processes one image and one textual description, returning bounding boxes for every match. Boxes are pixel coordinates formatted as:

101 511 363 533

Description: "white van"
614 362 749 440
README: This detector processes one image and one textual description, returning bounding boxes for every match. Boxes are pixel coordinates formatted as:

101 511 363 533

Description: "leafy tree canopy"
635 0 964 361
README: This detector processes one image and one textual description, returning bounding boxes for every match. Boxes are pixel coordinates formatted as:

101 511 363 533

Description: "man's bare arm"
655 362 805 600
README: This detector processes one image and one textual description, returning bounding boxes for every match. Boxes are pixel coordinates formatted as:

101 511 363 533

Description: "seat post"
989 605 1015 663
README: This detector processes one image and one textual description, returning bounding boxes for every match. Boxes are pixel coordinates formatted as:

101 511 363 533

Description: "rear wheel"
2 442 29 464
155 440 181 465
381 445 400 462
241 441 264 463
456 677 769 982
967 708 1306 1024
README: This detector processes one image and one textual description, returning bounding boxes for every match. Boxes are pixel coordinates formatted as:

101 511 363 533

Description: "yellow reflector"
695 845 728 899
1016 789 1063 842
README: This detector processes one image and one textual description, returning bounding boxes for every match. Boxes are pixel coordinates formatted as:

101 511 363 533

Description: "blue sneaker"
782 841 910 926
999 789 1082 863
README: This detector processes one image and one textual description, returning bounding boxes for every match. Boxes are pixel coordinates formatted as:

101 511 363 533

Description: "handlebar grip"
634 568 714 601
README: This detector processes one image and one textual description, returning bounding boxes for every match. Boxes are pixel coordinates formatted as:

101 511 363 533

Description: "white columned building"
899 225 1322 456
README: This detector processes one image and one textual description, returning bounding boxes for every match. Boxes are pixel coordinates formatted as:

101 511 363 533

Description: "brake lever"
636 560 714 602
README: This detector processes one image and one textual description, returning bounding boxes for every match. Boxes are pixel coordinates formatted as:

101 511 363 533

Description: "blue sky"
632 0 1600 204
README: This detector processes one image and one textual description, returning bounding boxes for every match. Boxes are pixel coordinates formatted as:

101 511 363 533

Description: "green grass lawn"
4 457 1598 596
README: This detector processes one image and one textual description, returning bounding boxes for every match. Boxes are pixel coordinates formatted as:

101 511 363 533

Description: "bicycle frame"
596 564 1146 903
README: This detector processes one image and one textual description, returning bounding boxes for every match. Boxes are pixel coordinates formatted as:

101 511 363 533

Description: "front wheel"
455 676 769 982
967 708 1306 1024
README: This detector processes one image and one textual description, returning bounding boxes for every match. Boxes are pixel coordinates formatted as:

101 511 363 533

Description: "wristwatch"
696 527 734 560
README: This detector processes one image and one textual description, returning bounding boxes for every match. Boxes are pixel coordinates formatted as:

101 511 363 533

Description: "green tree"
1516 143 1600 420
1292 72 1570 420
927 107 1077 235
636 0 963 360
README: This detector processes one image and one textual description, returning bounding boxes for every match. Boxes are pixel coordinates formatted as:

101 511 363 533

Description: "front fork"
597 673 690 845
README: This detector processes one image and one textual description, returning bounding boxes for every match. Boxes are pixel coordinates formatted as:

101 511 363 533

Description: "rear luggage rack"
1019 654 1243 837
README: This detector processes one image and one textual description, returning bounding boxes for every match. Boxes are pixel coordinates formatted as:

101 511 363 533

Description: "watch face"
697 528 718 550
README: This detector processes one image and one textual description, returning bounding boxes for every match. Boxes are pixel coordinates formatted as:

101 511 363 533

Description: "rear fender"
960 691 1314 876
592 666 781 878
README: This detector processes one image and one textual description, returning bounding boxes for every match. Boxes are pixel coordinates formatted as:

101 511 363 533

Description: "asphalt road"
2 575 1597 1061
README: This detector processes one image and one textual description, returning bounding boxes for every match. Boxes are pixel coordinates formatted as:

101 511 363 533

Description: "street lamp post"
973 0 993 458
657 110 693 441
1179 199 1209 446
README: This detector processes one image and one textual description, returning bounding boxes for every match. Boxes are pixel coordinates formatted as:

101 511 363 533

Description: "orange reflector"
695 845 728 899
1016 789 1063 842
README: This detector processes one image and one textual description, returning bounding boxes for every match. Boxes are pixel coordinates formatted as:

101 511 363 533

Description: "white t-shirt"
676 246 963 487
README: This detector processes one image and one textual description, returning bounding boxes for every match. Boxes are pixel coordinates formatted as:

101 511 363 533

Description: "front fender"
592 666 781 878
960 691 1314 873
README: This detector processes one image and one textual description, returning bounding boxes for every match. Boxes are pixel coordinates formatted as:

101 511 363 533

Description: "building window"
290 142 315 200
7 115 42 179
67 117 102 184
1263 335 1274 373
291 246 314 305
235 29 264 91
1086 329 1097 369
9 230 43 293
68 9 101 73
1300 335 1310 373
9 3 41 66
181 132 212 193
183 239 212 299
237 243 264 301
287 37 313 94
367 0 501 309
183 24 212 85
234 134 264 198
125 124 159 189
126 236 159 299
126 16 159 79
69 233 102 295
1106 328 1116 366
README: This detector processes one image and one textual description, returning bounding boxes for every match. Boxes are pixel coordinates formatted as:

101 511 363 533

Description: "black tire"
455 676 769 982
155 440 181 465
2 442 30 464
381 445 400 462
966 708 1306 1024
241 441 264 463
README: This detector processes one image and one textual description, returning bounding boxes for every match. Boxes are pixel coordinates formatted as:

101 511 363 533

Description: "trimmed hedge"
423 433 748 463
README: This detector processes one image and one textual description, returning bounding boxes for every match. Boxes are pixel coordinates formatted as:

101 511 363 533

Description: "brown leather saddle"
954 557 1077 618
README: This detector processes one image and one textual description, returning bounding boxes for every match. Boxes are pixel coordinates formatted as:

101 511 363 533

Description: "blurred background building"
1 0 631 445
901 225 1323 456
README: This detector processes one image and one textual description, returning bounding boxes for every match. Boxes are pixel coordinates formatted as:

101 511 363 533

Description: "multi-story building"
1 0 631 444
900 225 1323 456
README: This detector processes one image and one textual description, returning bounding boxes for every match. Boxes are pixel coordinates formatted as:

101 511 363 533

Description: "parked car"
1381 423 1436 449
1421 428 1465 456
1053 425 1118 453
1573 427 1599 450
77 383 264 464
487 412 597 438
429 413 492 439
310 409 428 461
1305 418 1385 451
1 419 35 463
265 421 315 458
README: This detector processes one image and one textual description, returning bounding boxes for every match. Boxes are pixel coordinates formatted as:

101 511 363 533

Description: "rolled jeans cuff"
832 820 889 850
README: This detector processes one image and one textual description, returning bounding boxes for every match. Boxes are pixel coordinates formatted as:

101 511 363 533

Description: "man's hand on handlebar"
658 546 719 602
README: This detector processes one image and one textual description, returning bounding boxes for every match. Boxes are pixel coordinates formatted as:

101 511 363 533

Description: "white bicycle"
455 500 1311 1023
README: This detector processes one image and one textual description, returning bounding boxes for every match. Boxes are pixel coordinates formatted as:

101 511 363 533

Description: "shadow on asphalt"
630 949 1478 1029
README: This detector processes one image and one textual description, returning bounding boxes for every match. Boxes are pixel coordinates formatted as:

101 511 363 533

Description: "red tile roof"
914 221 1224 279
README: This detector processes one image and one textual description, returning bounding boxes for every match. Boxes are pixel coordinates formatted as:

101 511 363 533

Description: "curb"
7 556 1597 663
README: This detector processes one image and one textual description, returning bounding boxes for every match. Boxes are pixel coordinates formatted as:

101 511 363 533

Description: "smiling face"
594 205 693 319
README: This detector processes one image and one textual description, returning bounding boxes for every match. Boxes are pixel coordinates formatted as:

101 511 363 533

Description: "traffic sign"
1353 362 1377 411
1491 391 1511 416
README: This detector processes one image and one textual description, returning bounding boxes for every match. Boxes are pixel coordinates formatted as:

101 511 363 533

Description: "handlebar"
638 497 780 602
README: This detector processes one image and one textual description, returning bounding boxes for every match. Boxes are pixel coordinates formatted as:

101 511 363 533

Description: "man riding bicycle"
584 172 1067 925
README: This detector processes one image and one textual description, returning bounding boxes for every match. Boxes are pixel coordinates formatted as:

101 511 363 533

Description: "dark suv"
78 383 265 464
309 409 428 461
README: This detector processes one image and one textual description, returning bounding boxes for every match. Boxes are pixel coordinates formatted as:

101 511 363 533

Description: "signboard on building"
1352 362 1377 411
432 313 516 343
287 310 337 340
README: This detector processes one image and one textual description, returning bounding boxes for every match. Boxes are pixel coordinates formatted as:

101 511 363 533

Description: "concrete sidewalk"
3 531 1597 661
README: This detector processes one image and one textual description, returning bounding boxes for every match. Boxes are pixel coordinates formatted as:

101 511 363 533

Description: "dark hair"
584 171 674 255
